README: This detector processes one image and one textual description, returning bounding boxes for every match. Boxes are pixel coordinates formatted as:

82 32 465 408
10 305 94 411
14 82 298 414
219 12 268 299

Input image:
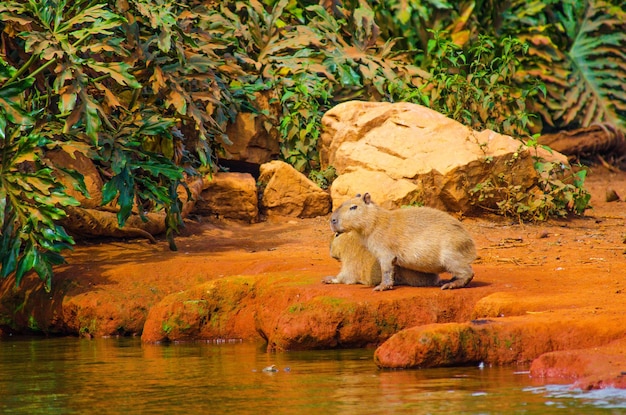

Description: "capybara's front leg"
374 260 395 291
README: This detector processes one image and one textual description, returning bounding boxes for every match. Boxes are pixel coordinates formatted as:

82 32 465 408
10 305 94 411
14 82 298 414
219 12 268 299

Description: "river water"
1 337 625 414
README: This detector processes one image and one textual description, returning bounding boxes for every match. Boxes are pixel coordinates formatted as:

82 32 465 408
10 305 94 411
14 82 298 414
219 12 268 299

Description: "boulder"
373 310 626 369
196 172 259 222
46 147 205 241
320 101 567 212
530 337 626 390
222 92 280 164
258 160 331 218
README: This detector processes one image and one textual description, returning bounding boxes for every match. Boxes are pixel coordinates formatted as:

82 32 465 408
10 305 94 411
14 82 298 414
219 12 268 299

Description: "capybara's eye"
349 205 357 210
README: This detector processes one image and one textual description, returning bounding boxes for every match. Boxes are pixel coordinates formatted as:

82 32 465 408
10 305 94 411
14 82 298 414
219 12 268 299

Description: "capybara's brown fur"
323 231 440 287
330 193 476 291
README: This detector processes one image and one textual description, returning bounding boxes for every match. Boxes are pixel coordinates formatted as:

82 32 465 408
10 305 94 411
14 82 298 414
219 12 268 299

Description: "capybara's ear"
363 193 372 204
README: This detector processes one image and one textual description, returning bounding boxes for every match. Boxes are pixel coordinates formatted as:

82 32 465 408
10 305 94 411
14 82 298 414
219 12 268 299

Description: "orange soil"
1 165 625 390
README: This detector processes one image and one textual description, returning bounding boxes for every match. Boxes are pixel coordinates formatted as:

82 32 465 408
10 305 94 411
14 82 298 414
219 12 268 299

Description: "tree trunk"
537 124 626 169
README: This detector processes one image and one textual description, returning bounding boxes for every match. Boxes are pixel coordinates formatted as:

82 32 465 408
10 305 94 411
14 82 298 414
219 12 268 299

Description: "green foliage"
279 72 330 171
497 0 626 131
372 0 470 63
205 0 423 171
395 31 545 137
470 138 592 221
0 0 243 288
374 0 626 131
0 58 77 290
471 162 591 222
308 166 337 190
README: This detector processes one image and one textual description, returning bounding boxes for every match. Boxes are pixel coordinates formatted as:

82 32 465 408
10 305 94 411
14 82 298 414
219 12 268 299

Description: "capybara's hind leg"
440 265 474 290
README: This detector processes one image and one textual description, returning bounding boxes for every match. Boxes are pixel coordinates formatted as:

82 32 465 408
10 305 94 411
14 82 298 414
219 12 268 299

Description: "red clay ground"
1 165 625 390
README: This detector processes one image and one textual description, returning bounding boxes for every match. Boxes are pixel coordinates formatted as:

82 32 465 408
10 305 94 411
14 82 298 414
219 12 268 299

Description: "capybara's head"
330 193 375 233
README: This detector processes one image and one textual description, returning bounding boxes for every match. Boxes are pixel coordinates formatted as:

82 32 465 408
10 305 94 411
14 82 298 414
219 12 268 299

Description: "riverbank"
1 165 625 390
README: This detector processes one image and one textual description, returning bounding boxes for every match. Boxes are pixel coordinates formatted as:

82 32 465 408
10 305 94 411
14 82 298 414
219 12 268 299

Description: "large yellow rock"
321 101 567 212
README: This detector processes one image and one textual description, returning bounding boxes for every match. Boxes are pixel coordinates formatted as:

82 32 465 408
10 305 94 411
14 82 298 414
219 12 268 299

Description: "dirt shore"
1 165 625 390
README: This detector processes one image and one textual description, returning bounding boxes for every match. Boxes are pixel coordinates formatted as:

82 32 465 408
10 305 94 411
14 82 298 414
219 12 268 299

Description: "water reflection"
0 337 624 414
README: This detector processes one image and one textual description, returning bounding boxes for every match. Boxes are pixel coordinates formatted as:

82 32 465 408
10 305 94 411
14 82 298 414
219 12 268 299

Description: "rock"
530 337 626 390
60 177 204 242
141 277 259 343
606 188 621 202
141 272 483 349
258 160 331 218
373 310 626 369
196 172 259 222
46 148 104 209
320 101 568 212
222 92 280 164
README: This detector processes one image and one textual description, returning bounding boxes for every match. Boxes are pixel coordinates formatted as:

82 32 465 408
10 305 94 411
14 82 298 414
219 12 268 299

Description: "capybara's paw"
322 276 337 284
373 283 394 291
440 276 473 290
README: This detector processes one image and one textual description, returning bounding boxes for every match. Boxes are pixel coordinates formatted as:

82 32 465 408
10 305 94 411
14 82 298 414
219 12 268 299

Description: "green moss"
375 314 399 336
78 318 98 336
27 314 40 331
288 303 306 314
162 321 173 335
183 299 209 314
315 296 347 307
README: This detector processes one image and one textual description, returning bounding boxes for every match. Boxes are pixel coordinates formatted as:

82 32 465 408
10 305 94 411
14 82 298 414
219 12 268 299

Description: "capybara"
329 193 476 291
323 231 440 287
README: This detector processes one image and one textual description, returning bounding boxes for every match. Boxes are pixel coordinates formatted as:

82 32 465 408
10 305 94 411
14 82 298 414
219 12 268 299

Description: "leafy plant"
0 0 244 288
0 58 78 291
499 0 626 131
204 0 425 171
395 31 545 137
371 0 471 63
308 165 337 190
470 137 591 221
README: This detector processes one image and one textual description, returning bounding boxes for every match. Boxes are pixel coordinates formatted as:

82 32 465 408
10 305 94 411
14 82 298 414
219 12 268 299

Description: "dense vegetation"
1 0 625 289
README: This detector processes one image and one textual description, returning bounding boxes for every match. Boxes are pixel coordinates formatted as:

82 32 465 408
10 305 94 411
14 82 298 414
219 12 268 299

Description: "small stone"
262 364 278 372
606 188 621 202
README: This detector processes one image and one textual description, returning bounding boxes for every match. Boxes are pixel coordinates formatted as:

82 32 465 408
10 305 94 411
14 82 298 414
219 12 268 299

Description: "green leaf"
137 118 175 136
15 244 37 286
102 167 134 227
518 1 626 130
82 93 101 144
0 236 21 279
0 187 5 225
86 61 141 88
58 167 90 198
0 77 35 99
0 97 35 125
136 160 184 180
